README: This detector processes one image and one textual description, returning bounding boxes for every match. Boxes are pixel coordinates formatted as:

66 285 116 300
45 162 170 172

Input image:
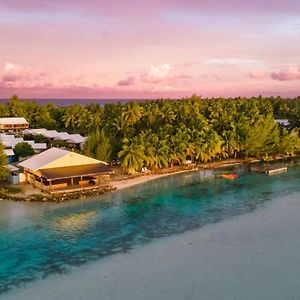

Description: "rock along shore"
0 185 116 203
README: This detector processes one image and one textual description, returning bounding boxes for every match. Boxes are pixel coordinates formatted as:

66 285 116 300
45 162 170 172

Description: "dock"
251 166 288 175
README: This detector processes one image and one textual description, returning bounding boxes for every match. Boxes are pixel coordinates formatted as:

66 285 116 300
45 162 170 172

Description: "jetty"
251 166 288 175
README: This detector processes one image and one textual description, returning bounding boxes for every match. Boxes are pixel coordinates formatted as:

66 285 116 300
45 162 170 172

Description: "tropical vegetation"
13 142 35 158
1 95 300 173
0 144 8 180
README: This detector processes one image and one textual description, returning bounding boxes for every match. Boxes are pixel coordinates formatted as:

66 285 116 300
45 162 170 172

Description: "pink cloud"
271 67 300 81
117 76 135 86
248 69 265 79
0 83 195 99
2 62 30 83
141 64 171 83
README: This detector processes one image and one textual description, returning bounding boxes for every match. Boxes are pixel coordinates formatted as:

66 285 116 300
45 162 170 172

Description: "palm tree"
122 102 144 126
118 137 146 174
137 131 156 168
62 105 82 130
144 103 162 129
95 129 112 162
169 134 187 166
161 102 176 125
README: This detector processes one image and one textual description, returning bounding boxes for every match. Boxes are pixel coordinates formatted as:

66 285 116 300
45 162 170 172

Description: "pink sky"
0 0 300 99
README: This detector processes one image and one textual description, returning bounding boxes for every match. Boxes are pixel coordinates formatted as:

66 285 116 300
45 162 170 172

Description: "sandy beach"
2 189 300 300
112 169 198 190
111 159 246 191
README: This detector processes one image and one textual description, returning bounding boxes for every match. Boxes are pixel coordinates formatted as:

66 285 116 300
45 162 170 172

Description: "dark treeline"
1 95 300 173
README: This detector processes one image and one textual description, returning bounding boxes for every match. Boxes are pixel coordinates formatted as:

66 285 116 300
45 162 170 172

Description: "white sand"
112 169 199 191
3 194 300 300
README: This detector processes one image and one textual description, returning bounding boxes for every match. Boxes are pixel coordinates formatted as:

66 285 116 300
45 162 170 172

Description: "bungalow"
23 128 48 136
24 129 87 149
0 133 47 157
275 119 290 127
4 149 15 164
53 132 71 141
0 117 29 133
18 148 112 194
67 134 87 150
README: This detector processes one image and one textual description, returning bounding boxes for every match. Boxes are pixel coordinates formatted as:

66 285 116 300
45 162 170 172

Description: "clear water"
1 163 300 294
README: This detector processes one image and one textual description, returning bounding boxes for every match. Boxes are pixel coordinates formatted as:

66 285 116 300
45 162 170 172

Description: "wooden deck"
251 166 288 175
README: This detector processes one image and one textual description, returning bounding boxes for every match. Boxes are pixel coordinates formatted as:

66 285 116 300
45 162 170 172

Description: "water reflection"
51 211 97 233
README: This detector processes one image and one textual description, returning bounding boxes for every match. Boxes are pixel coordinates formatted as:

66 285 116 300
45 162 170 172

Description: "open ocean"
0 98 152 106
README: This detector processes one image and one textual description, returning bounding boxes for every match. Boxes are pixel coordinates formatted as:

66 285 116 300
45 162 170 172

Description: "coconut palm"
118 137 146 174
122 102 144 126
62 105 83 129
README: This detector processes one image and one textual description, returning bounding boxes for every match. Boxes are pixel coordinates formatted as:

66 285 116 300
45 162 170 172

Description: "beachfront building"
275 119 290 127
0 133 47 162
5 164 27 185
0 117 29 133
24 129 87 149
4 149 15 164
18 148 112 194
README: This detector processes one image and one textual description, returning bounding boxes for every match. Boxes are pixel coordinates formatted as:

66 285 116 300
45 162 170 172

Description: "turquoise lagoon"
1 163 300 293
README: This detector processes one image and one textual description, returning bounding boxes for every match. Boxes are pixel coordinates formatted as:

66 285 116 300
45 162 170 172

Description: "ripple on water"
1 164 300 293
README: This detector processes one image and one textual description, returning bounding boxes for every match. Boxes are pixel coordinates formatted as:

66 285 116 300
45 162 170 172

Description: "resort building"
275 119 290 127
0 133 47 162
0 117 29 132
5 164 26 185
18 148 112 194
4 149 15 164
24 129 87 149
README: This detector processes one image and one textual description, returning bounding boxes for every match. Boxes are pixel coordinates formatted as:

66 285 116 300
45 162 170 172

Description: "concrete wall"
7 172 27 185
19 173 26 183
8 174 19 185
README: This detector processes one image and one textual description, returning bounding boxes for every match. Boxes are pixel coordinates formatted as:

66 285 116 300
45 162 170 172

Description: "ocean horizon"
0 98 155 106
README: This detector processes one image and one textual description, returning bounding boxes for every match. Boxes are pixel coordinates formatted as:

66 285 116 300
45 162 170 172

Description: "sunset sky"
0 0 300 99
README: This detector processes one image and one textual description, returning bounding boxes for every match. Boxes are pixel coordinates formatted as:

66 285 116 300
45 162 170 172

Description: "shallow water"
1 163 300 294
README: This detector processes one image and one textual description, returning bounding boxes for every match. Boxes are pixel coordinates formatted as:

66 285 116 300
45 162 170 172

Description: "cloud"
141 64 171 83
0 83 195 99
117 76 135 86
271 66 300 81
248 69 265 79
2 62 29 83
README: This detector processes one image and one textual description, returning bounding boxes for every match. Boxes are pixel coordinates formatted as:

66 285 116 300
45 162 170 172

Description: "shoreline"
1 156 298 202
111 155 298 191
112 167 199 191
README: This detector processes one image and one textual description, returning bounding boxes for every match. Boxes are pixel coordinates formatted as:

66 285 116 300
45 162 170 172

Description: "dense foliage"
14 142 35 158
0 144 8 180
1 95 300 173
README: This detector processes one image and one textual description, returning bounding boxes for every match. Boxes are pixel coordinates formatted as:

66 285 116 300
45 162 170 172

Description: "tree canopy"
0 144 8 180
1 95 300 173
14 142 35 158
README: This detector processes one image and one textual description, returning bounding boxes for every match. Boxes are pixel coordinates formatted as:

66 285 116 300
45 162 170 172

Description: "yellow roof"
0 117 29 125
18 147 106 171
